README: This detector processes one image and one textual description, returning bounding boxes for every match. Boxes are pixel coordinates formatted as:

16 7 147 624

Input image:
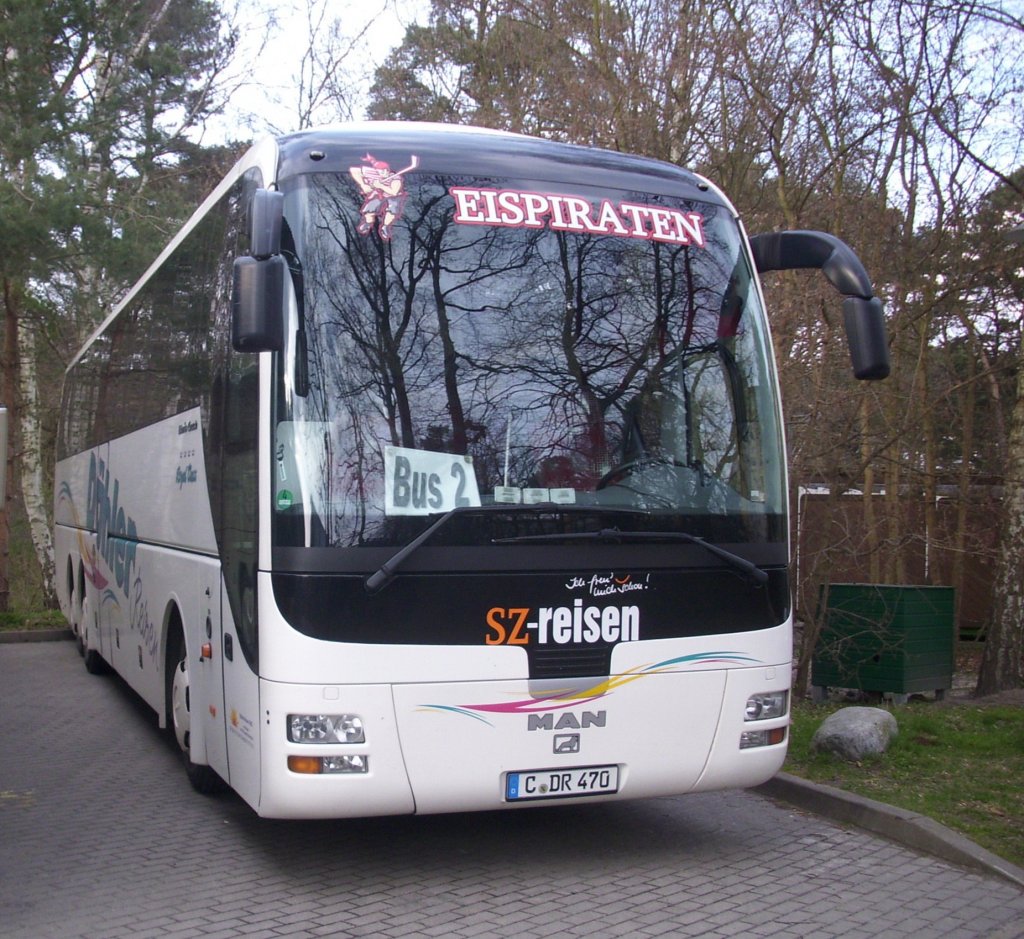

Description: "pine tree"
0 0 238 608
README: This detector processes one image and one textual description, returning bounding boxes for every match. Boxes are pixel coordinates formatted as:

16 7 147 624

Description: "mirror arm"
749 230 874 299
749 230 890 381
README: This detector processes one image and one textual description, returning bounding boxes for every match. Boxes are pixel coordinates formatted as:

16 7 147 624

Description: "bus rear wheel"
81 599 107 675
167 634 226 795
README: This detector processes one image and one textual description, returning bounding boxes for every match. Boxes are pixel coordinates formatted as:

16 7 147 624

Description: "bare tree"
975 180 1024 693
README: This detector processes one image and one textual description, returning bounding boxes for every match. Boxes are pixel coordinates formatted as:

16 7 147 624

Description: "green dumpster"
811 584 955 701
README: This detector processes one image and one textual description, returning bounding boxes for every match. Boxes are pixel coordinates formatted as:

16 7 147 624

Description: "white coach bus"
54 123 888 818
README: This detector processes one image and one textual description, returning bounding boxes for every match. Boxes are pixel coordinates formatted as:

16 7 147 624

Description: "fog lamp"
322 754 368 774
740 727 787 749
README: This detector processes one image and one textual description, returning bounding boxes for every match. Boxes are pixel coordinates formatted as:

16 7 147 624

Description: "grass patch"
0 609 67 632
786 700 1024 867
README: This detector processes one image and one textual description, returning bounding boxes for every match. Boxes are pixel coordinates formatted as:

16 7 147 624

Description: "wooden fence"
793 487 1001 640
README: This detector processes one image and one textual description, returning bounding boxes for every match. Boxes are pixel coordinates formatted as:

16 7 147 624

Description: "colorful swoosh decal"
418 651 760 722
99 588 121 618
58 482 109 590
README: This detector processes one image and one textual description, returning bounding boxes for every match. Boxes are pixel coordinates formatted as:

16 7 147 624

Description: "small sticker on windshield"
349 153 419 241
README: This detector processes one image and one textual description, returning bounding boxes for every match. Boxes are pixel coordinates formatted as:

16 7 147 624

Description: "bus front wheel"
167 634 226 795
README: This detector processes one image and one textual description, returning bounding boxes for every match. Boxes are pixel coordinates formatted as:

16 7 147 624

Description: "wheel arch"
76 559 86 618
64 557 77 629
160 601 186 729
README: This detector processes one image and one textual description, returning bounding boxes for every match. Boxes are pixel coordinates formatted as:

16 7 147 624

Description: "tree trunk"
17 320 56 605
0 277 17 613
918 316 938 585
793 484 846 697
953 349 976 634
861 395 880 583
976 328 1024 695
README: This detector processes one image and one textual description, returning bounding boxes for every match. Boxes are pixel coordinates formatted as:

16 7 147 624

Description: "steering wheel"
596 457 688 490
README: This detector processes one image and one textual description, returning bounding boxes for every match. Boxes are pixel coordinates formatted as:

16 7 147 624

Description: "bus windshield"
272 171 785 551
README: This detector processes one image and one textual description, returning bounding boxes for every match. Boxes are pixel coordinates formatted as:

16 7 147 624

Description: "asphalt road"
2 639 1023 939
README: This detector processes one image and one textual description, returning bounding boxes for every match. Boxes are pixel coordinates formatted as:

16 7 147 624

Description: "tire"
81 598 107 675
75 575 86 657
167 633 226 795
68 563 84 657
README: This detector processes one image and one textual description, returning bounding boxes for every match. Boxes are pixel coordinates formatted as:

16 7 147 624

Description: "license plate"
505 765 619 801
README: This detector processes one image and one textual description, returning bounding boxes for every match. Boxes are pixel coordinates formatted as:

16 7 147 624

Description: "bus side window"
221 364 260 667
226 370 259 450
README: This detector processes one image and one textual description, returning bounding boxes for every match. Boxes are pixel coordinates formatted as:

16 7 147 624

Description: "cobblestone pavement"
2 641 1023 939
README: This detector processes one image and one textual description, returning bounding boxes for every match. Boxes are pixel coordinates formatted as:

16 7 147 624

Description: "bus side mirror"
250 189 284 259
232 189 287 352
749 230 890 381
232 255 286 352
843 296 889 380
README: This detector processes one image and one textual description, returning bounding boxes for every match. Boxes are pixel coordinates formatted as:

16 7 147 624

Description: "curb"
756 772 1024 890
0 628 73 644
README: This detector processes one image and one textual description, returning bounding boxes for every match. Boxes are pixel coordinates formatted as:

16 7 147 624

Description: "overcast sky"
203 0 428 145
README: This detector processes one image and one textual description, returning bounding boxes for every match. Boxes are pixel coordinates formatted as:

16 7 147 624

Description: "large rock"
810 706 899 762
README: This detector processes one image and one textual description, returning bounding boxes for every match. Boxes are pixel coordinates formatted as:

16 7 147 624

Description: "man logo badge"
554 734 580 754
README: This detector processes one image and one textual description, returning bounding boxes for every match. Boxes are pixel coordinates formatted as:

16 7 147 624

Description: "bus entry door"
195 560 229 782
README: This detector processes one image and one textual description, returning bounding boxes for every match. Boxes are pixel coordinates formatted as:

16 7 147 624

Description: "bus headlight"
288 714 365 744
744 691 788 721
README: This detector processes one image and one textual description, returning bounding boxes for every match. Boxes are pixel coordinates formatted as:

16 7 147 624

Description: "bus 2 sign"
384 445 481 516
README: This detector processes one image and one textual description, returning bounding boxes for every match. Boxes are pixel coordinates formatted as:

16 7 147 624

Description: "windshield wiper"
491 528 769 586
364 505 650 593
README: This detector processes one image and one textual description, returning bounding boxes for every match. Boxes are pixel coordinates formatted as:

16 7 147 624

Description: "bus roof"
275 122 726 207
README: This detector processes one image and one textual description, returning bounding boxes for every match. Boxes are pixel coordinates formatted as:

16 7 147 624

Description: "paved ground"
2 640 1023 939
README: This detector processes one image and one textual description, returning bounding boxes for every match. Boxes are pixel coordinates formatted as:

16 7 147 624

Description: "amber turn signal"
288 756 322 775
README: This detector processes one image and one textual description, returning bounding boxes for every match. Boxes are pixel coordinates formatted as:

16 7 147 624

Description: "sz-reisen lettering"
485 600 640 646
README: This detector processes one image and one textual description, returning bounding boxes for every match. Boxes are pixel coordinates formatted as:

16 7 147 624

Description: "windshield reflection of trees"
282 175 767 547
